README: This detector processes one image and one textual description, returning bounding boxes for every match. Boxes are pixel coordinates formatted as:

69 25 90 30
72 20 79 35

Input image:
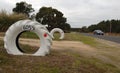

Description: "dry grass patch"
0 40 120 73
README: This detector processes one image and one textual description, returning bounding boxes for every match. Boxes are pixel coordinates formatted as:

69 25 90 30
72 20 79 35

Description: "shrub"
0 10 28 32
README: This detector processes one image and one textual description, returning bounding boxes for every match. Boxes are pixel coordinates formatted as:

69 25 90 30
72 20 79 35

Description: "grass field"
0 32 120 73
0 40 120 73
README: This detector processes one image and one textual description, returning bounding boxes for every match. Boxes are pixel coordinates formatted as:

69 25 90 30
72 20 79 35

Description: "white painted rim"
4 20 52 56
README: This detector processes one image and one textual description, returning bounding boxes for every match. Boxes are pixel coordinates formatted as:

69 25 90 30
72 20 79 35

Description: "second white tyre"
50 28 64 40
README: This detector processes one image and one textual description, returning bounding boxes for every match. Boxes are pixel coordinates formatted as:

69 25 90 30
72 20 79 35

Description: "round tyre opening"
53 32 61 40
16 31 40 54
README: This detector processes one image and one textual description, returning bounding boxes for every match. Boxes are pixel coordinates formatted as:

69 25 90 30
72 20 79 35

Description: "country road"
81 33 120 44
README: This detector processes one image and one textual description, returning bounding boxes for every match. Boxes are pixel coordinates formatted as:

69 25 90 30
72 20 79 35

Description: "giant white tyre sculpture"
50 28 64 39
4 20 52 56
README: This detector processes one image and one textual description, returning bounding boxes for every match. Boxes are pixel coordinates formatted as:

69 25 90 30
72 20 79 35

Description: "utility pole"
110 20 112 34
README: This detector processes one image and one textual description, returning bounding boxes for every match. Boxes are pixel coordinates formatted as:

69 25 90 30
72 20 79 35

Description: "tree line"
80 20 120 33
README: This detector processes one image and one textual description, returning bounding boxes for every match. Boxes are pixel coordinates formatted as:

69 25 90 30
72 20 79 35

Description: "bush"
0 10 28 32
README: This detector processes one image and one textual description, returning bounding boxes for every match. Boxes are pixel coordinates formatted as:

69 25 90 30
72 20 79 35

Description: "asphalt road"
81 33 120 44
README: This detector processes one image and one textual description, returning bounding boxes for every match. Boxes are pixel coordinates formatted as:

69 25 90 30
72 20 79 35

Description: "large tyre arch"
50 28 64 40
4 20 52 56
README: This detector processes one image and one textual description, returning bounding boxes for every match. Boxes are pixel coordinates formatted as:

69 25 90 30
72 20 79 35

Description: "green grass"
0 40 120 73
54 32 97 46
19 31 39 39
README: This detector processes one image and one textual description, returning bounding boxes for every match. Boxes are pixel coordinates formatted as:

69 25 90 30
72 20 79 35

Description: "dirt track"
19 38 97 57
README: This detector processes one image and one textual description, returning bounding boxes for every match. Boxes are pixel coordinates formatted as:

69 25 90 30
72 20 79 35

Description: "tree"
59 23 71 32
13 1 34 17
36 7 71 31
88 25 98 32
81 26 88 32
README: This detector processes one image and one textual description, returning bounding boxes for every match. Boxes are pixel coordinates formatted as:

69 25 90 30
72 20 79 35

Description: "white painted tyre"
4 20 52 56
50 28 64 39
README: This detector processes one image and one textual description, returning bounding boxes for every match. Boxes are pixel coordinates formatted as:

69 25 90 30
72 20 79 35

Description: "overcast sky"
0 0 120 28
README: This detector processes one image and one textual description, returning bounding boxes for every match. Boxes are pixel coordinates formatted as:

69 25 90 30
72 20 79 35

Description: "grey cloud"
0 0 13 12
0 0 120 28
